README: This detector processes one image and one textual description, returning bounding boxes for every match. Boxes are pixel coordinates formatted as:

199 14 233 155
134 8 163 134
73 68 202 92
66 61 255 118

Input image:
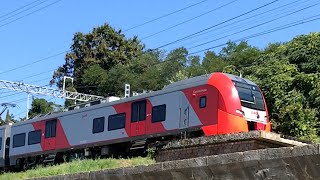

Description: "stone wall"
155 131 308 162
33 144 320 180
156 139 282 162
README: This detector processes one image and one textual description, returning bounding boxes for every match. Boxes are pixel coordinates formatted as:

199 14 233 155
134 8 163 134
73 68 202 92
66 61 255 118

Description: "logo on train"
251 110 260 119
192 89 207 94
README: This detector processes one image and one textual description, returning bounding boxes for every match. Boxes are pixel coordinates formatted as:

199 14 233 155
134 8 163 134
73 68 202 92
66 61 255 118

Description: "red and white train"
0 72 271 169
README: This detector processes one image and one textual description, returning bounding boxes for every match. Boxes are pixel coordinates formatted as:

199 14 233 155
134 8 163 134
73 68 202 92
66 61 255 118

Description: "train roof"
11 72 257 127
224 73 256 85
0 125 11 130
163 73 212 89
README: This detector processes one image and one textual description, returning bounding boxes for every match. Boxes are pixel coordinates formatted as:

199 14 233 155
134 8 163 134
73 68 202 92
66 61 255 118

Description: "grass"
0 157 155 180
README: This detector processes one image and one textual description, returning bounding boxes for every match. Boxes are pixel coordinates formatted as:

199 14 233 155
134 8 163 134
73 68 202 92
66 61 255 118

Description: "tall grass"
0 157 154 180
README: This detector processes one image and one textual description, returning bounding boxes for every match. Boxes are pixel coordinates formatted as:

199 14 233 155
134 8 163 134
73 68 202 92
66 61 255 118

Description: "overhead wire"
133 13 320 69
140 0 239 40
0 0 43 19
0 51 66 75
0 0 50 24
153 0 280 49
188 1 320 50
178 0 310 47
14 111 27 117
124 0 209 32
188 14 320 55
22 68 57 80
0 0 63 28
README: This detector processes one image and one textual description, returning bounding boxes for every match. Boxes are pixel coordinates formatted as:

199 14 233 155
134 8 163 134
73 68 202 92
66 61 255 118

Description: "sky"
0 0 319 119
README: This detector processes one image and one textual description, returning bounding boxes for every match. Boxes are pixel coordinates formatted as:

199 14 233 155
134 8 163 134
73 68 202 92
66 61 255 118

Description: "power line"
0 0 49 24
30 78 52 84
23 68 56 80
9 97 28 104
134 13 320 70
153 0 280 49
188 1 320 50
0 0 63 29
141 0 239 40
124 0 209 32
188 14 320 55
14 111 27 117
0 51 66 75
178 0 309 47
0 0 43 19
0 92 23 100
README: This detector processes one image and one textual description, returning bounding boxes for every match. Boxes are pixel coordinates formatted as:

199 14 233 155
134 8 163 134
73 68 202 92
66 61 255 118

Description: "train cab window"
152 104 166 123
108 113 126 131
234 81 265 111
45 119 57 138
131 100 146 122
199 96 207 108
92 117 105 134
13 133 26 148
28 130 42 145
0 137 2 150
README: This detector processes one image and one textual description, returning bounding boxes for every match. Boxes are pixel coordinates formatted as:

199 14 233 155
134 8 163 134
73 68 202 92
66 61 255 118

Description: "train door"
44 119 57 151
4 137 10 167
179 95 189 129
130 100 146 136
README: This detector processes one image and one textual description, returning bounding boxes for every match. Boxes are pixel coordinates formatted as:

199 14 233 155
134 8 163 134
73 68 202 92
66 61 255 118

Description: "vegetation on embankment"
0 157 154 180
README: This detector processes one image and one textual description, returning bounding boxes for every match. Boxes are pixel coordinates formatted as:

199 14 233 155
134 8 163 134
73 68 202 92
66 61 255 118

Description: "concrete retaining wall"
156 131 308 162
33 144 320 180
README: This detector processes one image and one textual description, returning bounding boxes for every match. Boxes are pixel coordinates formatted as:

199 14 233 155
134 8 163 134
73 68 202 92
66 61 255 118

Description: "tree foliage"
28 98 57 119
240 33 320 140
51 23 144 95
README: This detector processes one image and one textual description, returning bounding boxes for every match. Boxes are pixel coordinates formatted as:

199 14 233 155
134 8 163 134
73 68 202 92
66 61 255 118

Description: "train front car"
205 73 271 135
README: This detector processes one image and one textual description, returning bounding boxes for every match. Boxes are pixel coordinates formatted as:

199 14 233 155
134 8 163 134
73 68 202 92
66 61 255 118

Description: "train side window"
92 117 105 134
13 133 26 148
131 100 146 122
108 113 126 131
199 96 207 108
45 119 57 138
0 137 2 150
28 130 42 145
152 104 166 123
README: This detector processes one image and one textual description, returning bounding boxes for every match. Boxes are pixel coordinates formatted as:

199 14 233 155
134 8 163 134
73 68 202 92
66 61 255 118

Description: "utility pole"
26 93 30 120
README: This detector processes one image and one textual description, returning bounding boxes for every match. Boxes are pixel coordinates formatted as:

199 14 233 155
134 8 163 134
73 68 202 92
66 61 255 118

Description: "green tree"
202 51 227 73
51 23 145 95
281 33 320 73
160 47 188 83
28 98 55 119
5 110 14 124
0 114 4 126
185 55 205 77
239 34 320 140
219 41 261 67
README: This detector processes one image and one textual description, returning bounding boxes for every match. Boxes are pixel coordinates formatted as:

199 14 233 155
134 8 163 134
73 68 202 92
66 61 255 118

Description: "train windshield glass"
234 81 265 111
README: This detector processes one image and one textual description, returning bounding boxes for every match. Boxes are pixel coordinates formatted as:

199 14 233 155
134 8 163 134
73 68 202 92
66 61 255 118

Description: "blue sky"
0 0 319 119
